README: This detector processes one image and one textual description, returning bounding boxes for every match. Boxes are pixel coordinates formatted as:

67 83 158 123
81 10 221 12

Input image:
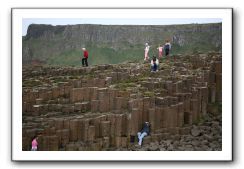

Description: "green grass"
47 50 81 66
36 43 220 66
114 82 137 90
143 91 155 97
23 80 42 87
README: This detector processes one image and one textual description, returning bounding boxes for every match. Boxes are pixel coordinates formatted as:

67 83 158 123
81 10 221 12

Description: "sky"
22 18 222 36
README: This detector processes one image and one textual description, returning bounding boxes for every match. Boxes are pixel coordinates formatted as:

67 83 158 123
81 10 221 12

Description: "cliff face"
22 23 222 65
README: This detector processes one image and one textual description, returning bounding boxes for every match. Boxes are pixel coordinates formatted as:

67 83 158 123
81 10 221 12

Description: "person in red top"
82 48 89 67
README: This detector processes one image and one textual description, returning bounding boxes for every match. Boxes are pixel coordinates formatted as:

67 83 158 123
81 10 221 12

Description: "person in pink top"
31 136 38 151
157 44 163 59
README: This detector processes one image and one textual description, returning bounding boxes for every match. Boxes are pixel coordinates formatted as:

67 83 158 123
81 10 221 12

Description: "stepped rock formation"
22 52 222 151
22 23 222 65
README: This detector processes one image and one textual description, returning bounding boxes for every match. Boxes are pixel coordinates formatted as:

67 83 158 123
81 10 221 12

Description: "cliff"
22 23 222 65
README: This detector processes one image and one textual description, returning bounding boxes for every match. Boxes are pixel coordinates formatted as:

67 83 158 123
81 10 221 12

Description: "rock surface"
119 113 222 151
22 53 222 151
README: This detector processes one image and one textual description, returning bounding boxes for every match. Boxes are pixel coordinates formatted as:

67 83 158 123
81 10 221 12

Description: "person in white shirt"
144 43 150 61
150 56 159 72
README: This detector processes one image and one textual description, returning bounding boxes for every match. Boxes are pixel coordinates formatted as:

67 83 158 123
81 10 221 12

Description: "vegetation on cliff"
22 23 221 66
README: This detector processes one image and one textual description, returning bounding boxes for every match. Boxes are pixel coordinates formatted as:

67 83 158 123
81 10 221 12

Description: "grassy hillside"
36 45 220 66
22 23 222 66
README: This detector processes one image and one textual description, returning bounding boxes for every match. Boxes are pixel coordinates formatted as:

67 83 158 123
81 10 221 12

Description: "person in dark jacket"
137 122 150 146
81 48 89 67
164 40 171 57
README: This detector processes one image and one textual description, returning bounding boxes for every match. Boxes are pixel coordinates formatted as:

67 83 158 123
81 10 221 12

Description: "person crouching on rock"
81 48 89 67
150 56 159 72
137 122 150 146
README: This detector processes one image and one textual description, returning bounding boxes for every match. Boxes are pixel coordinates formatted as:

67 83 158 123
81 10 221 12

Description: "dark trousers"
82 58 88 66
165 49 170 56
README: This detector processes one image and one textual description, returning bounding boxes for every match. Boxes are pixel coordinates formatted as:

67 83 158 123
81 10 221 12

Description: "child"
144 43 150 61
151 56 159 72
157 44 163 59
31 136 38 151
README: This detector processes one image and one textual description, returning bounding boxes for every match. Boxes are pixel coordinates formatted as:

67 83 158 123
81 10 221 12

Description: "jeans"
82 58 88 66
151 64 158 71
31 146 37 151
165 49 170 56
137 132 148 145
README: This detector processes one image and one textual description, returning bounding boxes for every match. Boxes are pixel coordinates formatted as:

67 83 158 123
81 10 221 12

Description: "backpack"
164 44 170 50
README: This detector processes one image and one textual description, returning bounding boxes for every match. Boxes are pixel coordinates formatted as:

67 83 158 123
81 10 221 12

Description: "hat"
82 48 86 50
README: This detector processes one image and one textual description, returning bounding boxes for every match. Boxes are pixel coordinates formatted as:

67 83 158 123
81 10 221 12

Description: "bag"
164 44 170 50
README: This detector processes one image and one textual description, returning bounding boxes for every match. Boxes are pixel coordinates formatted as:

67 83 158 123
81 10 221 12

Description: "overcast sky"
22 18 222 36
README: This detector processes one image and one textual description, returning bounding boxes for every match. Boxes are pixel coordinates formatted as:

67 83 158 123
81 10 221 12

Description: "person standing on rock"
157 44 163 59
137 122 150 146
81 48 89 67
31 136 38 151
164 40 171 57
144 43 150 61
